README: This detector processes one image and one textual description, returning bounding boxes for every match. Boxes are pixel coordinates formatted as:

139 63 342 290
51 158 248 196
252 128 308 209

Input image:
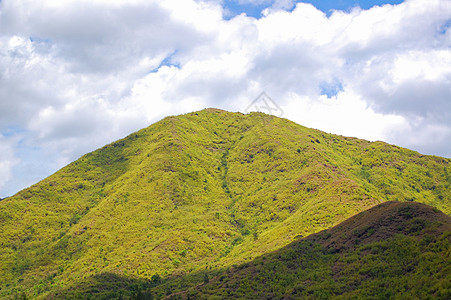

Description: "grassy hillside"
31 202 451 299
183 201 451 299
0 109 449 299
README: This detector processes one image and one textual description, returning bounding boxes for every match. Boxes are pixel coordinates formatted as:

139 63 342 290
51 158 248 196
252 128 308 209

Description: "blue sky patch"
438 19 451 35
320 81 343 98
222 0 405 19
1 126 27 137
301 0 404 14
223 0 270 19
150 51 180 73
29 36 51 44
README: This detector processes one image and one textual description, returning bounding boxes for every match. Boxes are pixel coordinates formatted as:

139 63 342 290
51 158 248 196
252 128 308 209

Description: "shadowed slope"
315 200 451 251
185 201 451 299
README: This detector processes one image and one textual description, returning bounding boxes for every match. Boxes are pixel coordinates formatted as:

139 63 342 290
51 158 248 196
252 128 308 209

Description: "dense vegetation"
183 201 451 299
0 108 449 299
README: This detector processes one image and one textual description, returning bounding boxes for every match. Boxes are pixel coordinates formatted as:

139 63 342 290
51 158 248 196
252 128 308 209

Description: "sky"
0 0 450 198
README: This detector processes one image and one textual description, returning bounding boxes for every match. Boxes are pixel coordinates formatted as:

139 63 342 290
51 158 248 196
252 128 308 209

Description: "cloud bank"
0 0 450 196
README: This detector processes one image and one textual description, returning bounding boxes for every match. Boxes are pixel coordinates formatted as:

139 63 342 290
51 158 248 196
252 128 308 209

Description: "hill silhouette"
0 109 449 299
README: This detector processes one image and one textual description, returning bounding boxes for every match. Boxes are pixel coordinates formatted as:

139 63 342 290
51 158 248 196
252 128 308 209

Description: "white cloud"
0 135 19 194
0 0 450 196
391 50 451 83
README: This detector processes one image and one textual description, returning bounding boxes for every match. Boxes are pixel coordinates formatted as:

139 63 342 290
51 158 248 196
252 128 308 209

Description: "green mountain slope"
30 202 451 299
184 201 451 299
0 109 449 299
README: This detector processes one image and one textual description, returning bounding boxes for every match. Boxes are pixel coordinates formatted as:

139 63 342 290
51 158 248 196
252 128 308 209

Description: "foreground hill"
0 109 449 298
182 201 451 299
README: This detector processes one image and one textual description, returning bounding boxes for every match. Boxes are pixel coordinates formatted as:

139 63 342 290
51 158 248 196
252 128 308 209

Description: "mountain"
0 108 449 299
